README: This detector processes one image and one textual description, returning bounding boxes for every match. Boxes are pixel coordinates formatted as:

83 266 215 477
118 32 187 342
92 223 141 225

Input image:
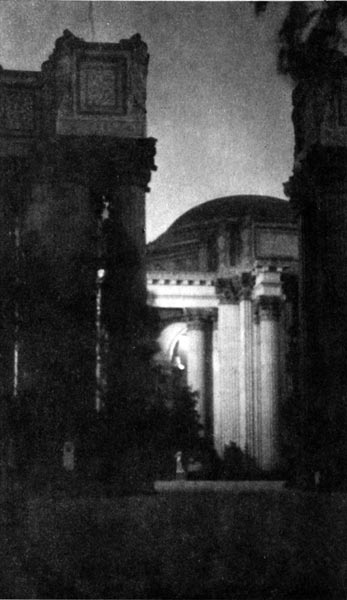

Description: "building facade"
0 31 156 470
147 195 299 472
285 22 347 487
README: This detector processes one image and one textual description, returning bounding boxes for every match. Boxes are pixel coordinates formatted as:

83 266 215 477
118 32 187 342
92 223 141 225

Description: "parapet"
0 30 149 157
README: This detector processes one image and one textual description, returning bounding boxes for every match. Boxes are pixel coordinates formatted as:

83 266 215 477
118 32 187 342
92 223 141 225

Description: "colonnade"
182 269 286 472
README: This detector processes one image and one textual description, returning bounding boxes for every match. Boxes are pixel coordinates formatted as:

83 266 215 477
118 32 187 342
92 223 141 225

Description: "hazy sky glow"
0 1 294 241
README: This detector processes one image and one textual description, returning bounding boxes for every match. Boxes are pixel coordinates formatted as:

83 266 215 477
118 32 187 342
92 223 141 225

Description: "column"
212 318 222 455
239 282 254 455
186 311 208 428
253 306 262 465
254 270 282 472
112 184 147 305
216 282 240 453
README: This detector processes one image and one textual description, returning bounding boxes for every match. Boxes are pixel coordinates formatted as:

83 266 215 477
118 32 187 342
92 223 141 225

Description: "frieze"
28 136 157 190
255 227 298 261
77 55 127 116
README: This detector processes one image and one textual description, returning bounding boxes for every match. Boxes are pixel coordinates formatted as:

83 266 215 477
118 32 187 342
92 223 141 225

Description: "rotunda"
147 195 299 472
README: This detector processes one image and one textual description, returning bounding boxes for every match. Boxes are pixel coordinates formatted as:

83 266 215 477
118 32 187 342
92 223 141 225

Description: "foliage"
78 362 204 484
0 358 205 490
256 2 347 80
220 442 261 481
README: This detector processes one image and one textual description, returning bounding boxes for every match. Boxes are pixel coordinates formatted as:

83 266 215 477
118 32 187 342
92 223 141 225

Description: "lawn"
1 488 347 598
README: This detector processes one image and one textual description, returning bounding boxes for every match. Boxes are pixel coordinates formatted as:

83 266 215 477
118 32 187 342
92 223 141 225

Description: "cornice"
26 136 157 190
43 30 149 68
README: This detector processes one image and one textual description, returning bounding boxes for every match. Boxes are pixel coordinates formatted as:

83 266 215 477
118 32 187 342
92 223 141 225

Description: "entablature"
0 30 150 158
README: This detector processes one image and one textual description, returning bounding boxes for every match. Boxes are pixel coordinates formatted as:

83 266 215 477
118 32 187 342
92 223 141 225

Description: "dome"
147 195 298 273
173 194 292 227
149 195 295 248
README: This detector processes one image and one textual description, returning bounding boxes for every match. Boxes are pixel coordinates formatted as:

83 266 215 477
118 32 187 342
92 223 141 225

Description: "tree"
78 358 204 488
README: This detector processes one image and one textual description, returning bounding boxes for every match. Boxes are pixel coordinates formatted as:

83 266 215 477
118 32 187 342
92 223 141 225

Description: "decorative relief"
0 87 35 133
78 57 127 115
255 228 298 260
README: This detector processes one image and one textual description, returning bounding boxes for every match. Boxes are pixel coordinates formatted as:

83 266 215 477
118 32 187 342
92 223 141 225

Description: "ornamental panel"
255 227 298 260
77 56 127 116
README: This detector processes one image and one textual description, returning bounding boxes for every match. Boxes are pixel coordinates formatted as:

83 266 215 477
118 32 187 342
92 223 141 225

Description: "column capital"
253 269 282 300
216 277 239 305
239 272 254 301
257 296 281 322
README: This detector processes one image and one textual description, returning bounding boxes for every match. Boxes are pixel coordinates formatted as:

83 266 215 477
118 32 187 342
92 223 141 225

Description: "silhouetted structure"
0 31 156 481
284 6 347 488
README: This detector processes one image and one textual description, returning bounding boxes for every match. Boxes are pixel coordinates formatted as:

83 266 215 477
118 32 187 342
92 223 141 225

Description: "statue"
175 451 186 480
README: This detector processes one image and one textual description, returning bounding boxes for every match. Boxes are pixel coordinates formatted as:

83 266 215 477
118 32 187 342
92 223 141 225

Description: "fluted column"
254 270 282 472
212 318 222 454
253 307 262 465
216 281 240 453
239 283 254 455
186 311 208 427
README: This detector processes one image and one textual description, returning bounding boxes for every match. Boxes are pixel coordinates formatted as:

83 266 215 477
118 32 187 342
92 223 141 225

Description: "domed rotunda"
147 195 299 472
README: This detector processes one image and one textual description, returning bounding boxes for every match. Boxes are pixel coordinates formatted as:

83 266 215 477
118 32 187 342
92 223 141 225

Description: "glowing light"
173 355 185 371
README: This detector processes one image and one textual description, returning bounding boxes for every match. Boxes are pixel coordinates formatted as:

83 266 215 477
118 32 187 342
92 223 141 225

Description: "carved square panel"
255 227 298 260
77 56 127 115
0 86 35 133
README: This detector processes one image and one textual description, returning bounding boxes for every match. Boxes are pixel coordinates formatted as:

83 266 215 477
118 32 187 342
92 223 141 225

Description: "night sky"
0 1 294 241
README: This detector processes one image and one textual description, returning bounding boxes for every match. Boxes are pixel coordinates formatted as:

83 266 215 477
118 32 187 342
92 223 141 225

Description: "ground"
0 483 347 599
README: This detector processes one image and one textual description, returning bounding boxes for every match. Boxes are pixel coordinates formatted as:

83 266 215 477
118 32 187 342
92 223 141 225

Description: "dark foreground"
1 484 347 599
